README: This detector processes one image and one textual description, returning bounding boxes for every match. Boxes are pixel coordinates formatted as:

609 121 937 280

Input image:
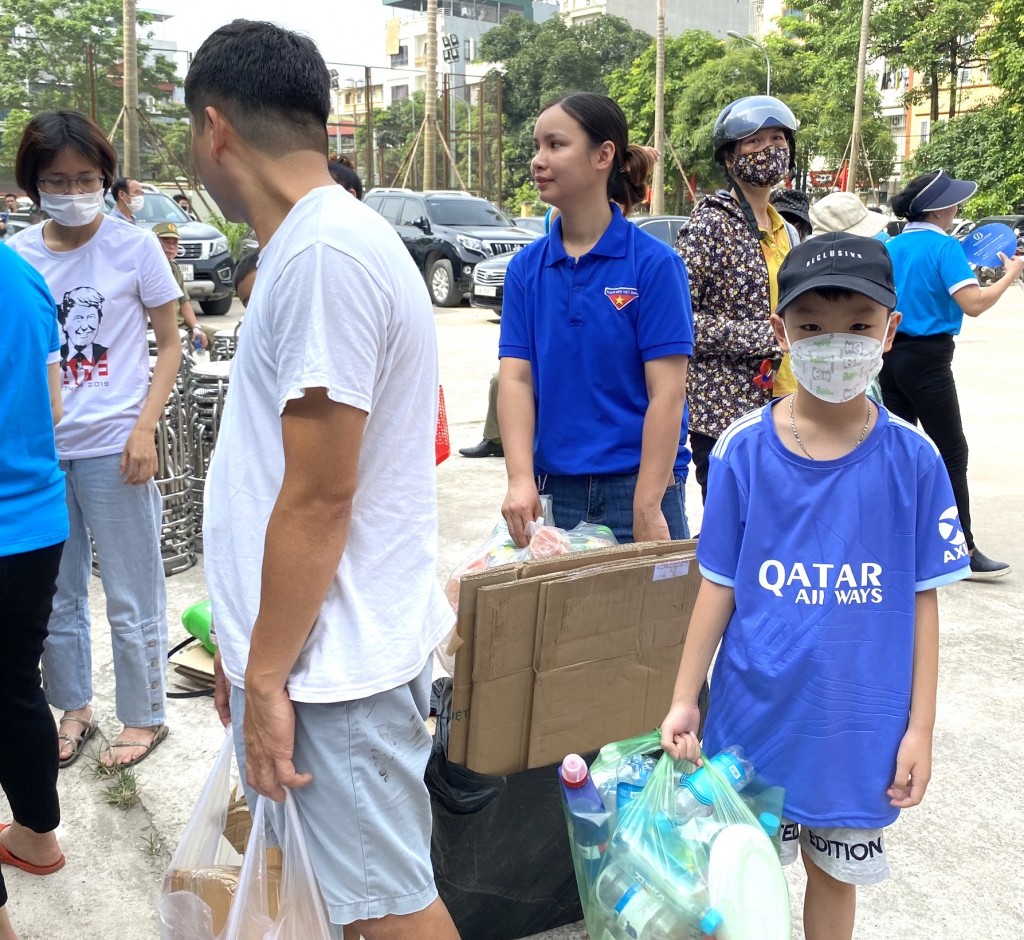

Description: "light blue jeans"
43 454 167 728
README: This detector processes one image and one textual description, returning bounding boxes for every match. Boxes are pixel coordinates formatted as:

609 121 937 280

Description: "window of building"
391 45 408 68
392 84 409 104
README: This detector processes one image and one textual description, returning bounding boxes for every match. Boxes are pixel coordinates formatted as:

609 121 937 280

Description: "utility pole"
122 0 140 177
424 0 437 191
651 0 665 214
848 0 872 194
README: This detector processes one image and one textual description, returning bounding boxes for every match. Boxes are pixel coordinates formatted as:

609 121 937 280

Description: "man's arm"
888 588 939 808
243 386 366 800
177 296 209 348
634 355 689 542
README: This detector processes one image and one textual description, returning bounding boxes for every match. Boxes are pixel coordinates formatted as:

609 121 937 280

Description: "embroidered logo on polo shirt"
604 286 639 310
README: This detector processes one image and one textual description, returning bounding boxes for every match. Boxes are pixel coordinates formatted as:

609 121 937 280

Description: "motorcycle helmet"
713 96 799 169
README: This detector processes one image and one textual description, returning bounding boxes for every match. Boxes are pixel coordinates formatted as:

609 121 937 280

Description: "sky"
149 0 393 81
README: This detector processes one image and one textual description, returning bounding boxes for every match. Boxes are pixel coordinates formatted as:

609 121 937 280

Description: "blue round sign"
961 223 1018 267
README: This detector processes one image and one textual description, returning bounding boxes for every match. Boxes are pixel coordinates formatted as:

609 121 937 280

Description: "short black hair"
111 177 129 201
233 249 259 290
15 111 116 206
185 19 330 156
174 193 189 204
4 193 15 199
328 159 362 199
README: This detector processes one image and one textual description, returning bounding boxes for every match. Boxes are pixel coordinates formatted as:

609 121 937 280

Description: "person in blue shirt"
883 170 1024 579
0 243 69 940
661 233 971 940
498 92 694 545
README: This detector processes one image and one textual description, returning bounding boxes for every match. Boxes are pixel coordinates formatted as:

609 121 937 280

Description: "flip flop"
101 725 169 769
57 714 98 769
0 824 65 876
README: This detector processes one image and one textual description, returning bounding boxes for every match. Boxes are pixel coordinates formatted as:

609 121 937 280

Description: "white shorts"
780 820 890 885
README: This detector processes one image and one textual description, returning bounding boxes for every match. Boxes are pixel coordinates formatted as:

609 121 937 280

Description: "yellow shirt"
759 203 796 397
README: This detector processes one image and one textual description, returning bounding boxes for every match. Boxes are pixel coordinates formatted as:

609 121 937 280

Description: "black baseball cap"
777 231 897 313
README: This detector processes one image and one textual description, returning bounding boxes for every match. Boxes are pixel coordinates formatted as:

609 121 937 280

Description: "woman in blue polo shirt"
884 170 1024 579
498 92 694 546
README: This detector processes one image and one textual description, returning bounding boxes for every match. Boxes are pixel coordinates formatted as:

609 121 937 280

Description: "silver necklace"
788 390 872 460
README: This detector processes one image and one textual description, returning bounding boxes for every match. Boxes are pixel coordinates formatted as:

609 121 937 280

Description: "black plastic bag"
426 678 586 940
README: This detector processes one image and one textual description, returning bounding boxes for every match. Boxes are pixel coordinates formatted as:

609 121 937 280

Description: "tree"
0 0 178 133
478 13 652 199
984 0 1024 102
0 108 32 176
871 0 990 120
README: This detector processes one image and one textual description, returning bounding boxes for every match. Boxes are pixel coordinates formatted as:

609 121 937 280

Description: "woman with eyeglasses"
7 111 181 770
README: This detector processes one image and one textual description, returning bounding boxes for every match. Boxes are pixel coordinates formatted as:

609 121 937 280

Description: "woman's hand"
120 425 158 484
502 477 542 548
660 701 703 763
633 504 670 543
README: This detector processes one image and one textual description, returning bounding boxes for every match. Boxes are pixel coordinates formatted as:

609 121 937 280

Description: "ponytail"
611 144 657 217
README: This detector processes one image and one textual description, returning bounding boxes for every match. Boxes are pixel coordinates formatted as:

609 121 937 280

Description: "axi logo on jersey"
758 560 884 606
938 505 967 563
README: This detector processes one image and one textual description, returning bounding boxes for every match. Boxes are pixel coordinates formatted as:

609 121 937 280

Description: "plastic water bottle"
616 754 657 815
595 844 723 939
192 333 209 365
675 746 755 823
559 754 610 882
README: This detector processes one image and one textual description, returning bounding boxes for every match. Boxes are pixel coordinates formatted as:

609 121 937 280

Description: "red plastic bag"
435 386 450 466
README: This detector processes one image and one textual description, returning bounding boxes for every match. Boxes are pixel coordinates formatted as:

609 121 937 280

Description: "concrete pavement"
3 293 1022 939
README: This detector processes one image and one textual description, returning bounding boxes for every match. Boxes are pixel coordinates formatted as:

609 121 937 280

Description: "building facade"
560 0 750 38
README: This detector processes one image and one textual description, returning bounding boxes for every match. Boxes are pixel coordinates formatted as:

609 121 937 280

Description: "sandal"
101 725 169 769
57 714 98 769
0 824 65 875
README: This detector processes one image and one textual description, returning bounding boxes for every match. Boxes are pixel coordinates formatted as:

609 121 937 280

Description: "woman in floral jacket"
676 96 800 501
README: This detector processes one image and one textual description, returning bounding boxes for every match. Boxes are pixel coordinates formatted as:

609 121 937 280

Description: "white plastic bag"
222 790 333 940
158 731 242 939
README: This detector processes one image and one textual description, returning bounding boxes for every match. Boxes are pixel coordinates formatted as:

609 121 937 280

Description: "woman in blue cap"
884 170 1024 579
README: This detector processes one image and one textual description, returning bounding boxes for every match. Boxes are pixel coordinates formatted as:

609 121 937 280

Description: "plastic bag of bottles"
560 736 790 940
442 519 618 610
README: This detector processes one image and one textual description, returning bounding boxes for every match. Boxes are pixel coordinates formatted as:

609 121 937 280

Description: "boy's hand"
660 701 703 764
887 726 932 808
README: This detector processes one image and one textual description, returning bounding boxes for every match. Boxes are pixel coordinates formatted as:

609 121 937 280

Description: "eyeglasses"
37 175 105 195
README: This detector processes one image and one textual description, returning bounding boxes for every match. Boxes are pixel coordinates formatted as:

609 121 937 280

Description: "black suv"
363 189 539 306
104 188 236 315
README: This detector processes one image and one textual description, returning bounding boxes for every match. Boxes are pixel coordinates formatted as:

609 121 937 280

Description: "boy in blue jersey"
661 232 971 940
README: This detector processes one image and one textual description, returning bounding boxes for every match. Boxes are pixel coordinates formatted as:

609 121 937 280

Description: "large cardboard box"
449 540 701 775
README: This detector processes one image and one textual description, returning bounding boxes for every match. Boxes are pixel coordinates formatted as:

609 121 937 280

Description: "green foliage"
985 0 1024 103
208 212 251 260
479 13 652 199
906 100 1024 217
0 108 32 175
505 179 542 217
0 0 178 134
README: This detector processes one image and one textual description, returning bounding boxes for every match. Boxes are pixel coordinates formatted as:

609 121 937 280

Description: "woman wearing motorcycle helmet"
675 95 800 501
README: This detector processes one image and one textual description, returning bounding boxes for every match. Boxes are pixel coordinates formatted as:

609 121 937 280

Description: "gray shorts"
230 661 438 931
780 820 890 885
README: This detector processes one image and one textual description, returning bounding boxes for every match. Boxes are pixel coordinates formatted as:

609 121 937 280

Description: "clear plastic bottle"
596 853 723 939
615 754 657 815
675 746 755 823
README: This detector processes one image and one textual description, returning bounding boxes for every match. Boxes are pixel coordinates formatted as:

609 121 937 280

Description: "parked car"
633 214 689 245
363 188 539 306
104 187 236 315
511 216 547 235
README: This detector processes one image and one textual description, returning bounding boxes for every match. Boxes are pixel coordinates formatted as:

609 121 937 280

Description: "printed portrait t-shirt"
204 185 453 702
9 217 181 459
698 401 970 829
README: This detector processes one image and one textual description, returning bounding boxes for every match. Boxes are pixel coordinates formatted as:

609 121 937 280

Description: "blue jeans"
43 454 167 727
538 472 689 543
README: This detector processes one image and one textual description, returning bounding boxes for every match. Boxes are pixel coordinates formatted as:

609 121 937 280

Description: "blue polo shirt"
0 243 68 557
885 222 977 336
499 205 694 476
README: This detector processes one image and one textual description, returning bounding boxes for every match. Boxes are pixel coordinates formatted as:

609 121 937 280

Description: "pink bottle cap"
560 753 589 787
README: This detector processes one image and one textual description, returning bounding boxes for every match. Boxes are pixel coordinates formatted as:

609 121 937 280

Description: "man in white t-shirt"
186 21 458 940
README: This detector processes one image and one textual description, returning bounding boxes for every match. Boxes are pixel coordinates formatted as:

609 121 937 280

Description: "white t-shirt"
204 185 453 702
9 217 180 459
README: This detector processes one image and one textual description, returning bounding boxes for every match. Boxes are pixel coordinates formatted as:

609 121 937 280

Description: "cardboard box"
449 540 701 775
169 854 281 935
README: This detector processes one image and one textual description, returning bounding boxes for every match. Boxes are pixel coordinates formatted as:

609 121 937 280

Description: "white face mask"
128 195 145 213
785 323 888 403
39 190 106 228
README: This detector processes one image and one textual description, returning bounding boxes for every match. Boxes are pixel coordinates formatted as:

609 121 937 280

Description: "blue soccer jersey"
698 401 970 829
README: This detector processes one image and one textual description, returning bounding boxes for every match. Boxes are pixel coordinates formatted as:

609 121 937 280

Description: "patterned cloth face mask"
730 144 789 188
784 322 888 403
